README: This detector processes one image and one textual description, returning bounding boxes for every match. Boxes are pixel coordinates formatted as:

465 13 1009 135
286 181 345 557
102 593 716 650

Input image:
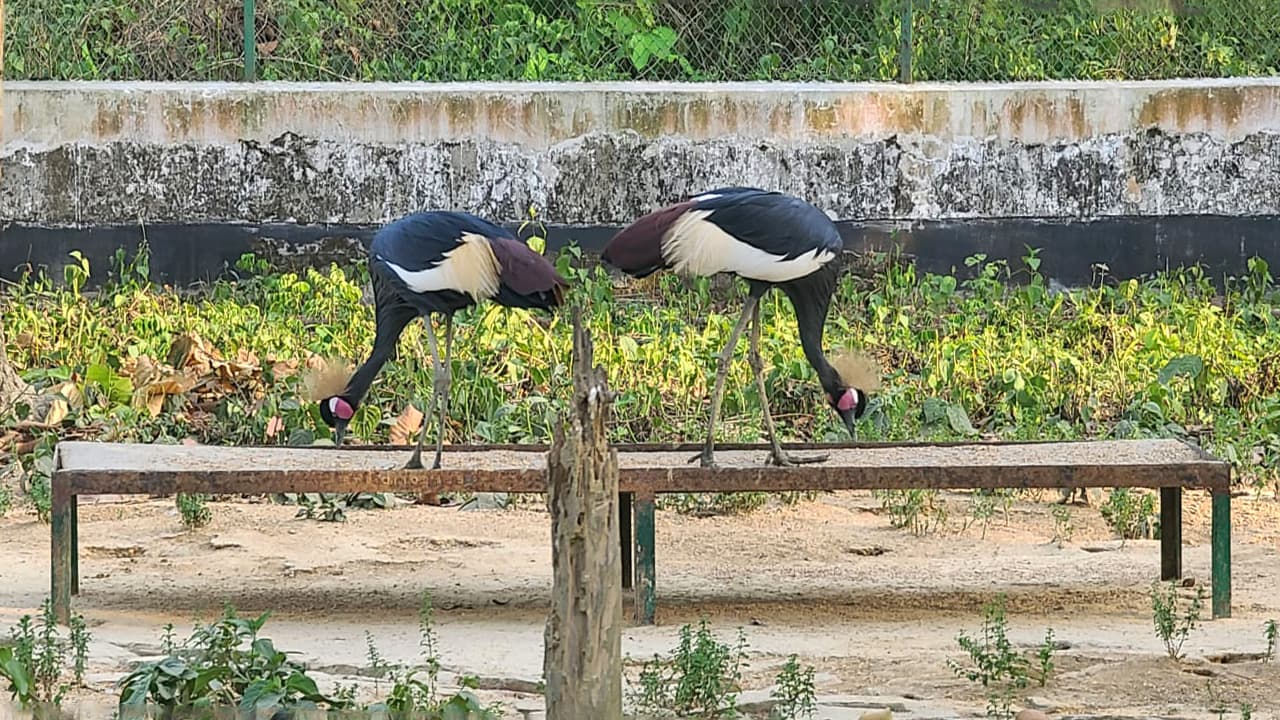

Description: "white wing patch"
661 210 835 283
383 233 502 300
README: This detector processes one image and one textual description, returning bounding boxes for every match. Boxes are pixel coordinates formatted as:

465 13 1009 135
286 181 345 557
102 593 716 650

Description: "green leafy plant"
769 654 816 720
1100 488 1160 543
631 618 749 719
947 595 1055 720
1036 629 1056 687
874 489 948 537
1050 504 1074 548
1150 580 1205 660
8 0 1279 83
7 245 1280 521
1264 619 1277 662
0 598 87 708
362 592 502 719
176 493 212 530
116 605 351 718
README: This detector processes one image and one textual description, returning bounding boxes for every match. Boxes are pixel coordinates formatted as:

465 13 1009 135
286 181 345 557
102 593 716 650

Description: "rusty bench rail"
50 438 1233 625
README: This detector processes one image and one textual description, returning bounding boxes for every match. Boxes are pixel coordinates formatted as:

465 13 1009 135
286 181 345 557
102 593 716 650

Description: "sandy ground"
2 487 1280 719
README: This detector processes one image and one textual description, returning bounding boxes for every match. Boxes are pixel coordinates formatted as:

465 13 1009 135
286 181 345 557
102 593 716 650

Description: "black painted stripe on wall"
2 215 1279 290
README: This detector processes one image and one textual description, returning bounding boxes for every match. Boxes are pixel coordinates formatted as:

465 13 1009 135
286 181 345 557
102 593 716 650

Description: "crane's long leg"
748 299 828 467
433 314 455 470
405 315 449 471
689 296 757 469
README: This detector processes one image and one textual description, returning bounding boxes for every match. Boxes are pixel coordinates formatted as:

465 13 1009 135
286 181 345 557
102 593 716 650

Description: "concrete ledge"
6 78 1280 149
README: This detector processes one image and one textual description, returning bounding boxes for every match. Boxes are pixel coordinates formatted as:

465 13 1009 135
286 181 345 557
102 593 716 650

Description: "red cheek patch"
332 398 355 420
836 389 858 412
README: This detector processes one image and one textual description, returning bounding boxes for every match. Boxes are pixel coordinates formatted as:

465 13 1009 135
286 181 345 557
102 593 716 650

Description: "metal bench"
49 437 1233 625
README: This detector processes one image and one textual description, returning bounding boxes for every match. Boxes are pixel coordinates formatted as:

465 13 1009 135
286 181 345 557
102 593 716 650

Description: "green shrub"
6 0 1278 82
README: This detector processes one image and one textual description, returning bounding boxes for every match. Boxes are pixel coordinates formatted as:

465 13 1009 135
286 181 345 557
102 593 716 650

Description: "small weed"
966 491 997 539
0 483 12 518
68 615 90 686
1035 629 1056 687
631 618 748 719
1150 580 1205 660
175 493 212 530
769 654 816 720
0 597 87 708
1264 619 1277 662
1050 504 1074 548
948 595 1051 720
278 492 402 523
364 631 390 691
1100 488 1159 544
874 489 948 537
159 623 176 655
29 476 52 525
1241 702 1253 720
362 591 501 719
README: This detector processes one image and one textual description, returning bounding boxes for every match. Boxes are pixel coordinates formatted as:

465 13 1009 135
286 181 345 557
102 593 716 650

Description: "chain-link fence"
6 0 1280 83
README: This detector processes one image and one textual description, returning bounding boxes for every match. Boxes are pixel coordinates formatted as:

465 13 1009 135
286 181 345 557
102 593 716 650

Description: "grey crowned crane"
304 211 568 470
601 187 881 468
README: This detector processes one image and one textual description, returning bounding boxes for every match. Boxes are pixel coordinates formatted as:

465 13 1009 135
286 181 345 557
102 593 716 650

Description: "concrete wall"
4 78 1280 285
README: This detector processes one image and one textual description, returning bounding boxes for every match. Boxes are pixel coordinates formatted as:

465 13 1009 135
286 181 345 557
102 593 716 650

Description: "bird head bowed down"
825 349 882 436
302 357 358 446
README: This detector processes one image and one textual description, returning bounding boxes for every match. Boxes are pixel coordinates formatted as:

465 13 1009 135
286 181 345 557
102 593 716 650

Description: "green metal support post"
50 484 74 624
243 0 257 81
1211 488 1232 619
1159 486 1182 581
620 492 633 590
633 491 656 625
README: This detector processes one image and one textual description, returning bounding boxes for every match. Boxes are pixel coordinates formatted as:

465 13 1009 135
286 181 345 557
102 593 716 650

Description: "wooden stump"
543 306 623 720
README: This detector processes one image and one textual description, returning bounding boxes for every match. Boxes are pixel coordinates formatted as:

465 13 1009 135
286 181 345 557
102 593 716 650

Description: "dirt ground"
2 486 1279 719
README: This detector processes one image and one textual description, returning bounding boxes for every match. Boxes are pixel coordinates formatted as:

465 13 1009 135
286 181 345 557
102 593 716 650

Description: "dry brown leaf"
51 381 84 411
265 415 285 439
145 393 166 417
43 396 69 426
389 404 424 445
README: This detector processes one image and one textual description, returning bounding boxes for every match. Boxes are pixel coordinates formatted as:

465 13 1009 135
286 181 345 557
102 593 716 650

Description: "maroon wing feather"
601 201 695 278
488 236 568 310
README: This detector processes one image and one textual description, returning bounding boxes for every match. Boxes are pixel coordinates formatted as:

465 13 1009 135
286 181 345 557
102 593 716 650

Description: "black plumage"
315 211 567 470
602 187 878 467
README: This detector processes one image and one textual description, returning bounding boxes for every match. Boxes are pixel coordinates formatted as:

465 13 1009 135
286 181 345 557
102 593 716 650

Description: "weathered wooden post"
543 305 623 720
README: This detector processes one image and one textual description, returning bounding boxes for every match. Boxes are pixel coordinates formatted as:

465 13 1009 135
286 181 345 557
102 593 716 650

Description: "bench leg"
620 492 633 591
1160 487 1182 581
71 494 80 596
633 491 656 626
1211 489 1232 619
51 485 74 625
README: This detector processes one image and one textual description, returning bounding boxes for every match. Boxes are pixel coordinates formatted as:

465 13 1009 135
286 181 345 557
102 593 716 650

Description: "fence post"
543 305 623 720
898 0 913 83
243 0 257 81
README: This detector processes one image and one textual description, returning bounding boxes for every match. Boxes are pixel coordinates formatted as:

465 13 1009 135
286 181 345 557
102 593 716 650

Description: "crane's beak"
838 408 858 440
333 420 349 447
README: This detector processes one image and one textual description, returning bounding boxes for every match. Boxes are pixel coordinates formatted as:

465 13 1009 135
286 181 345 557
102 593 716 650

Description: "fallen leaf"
43 396 69 426
52 381 84 411
389 404 424 445
265 416 285 439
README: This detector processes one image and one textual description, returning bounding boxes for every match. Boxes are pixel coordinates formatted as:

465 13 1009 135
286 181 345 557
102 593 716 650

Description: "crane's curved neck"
782 261 844 394
342 346 394 408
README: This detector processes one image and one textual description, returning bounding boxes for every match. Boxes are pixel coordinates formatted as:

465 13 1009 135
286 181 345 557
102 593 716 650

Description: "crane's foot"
401 455 442 471
686 447 720 469
767 450 829 467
